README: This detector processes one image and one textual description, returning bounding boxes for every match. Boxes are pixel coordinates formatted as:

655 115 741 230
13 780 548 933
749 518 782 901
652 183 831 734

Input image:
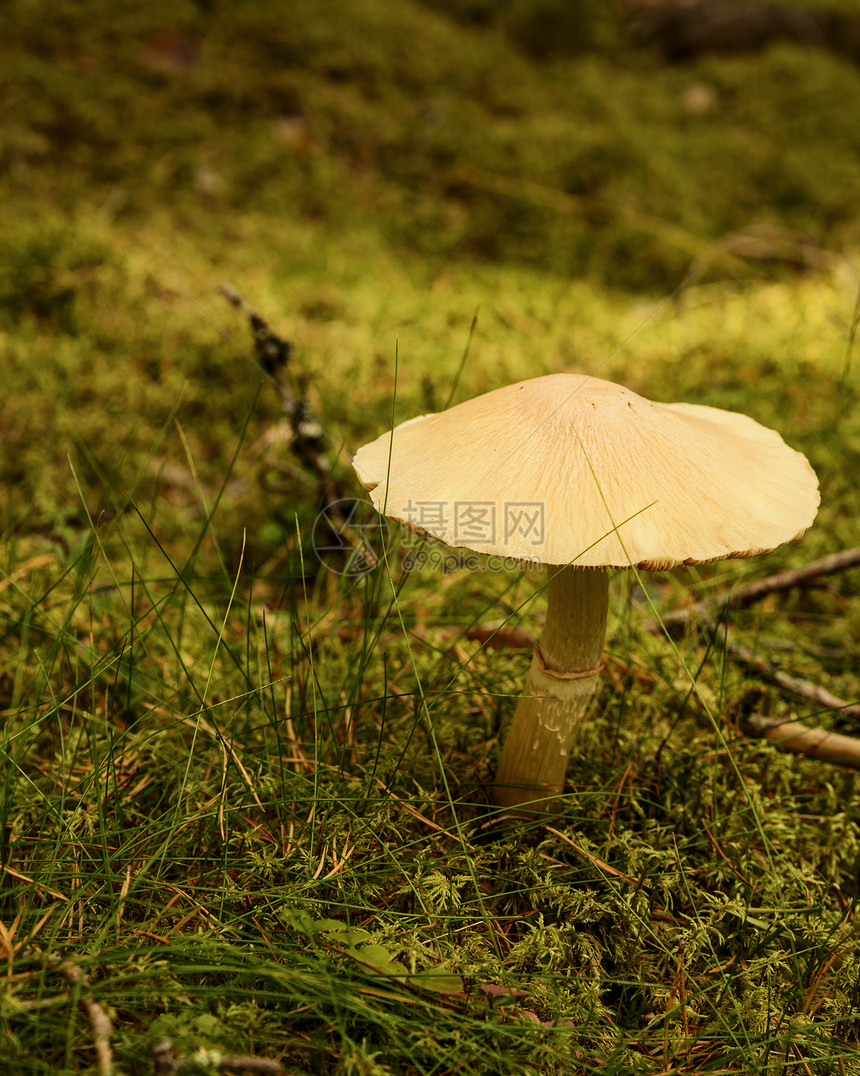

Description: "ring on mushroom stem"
352 373 820 815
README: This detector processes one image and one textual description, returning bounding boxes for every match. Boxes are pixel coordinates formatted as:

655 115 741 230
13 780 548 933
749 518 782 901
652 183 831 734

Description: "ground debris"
153 1038 284 1075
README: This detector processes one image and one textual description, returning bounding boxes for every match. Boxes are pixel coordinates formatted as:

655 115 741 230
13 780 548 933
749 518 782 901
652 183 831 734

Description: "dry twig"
648 546 860 634
715 622 860 719
220 284 332 482
745 713 860 771
641 547 860 718
220 284 376 572
153 1039 284 1074
47 957 113 1076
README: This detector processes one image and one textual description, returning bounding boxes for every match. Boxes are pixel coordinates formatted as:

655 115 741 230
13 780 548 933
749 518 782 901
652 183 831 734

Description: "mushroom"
352 373 820 813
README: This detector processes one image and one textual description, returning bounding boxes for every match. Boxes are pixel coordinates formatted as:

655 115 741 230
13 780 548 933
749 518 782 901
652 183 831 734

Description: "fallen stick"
463 623 534 650
219 283 292 377
745 713 860 771
220 285 370 566
45 958 113 1076
648 546 860 634
716 621 860 720
153 1039 283 1074
220 284 333 482
636 548 860 718
628 1 860 65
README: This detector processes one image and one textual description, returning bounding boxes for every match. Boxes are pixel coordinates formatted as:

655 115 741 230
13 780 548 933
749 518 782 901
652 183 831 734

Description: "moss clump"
2 0 860 288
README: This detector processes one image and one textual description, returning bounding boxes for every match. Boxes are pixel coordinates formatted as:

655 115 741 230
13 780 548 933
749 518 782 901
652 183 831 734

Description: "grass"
2 1 860 1073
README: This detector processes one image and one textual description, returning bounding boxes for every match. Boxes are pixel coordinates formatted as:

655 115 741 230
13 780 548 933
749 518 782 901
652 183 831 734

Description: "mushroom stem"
492 564 609 813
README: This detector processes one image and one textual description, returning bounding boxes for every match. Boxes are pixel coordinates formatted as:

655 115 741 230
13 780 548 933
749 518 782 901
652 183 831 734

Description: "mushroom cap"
352 373 819 570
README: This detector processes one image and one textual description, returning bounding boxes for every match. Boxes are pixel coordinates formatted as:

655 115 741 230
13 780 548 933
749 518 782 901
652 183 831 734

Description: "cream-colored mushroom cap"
352 373 819 570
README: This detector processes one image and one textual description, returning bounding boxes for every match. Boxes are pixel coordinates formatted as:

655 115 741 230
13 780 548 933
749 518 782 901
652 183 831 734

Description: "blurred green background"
4 0 860 291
